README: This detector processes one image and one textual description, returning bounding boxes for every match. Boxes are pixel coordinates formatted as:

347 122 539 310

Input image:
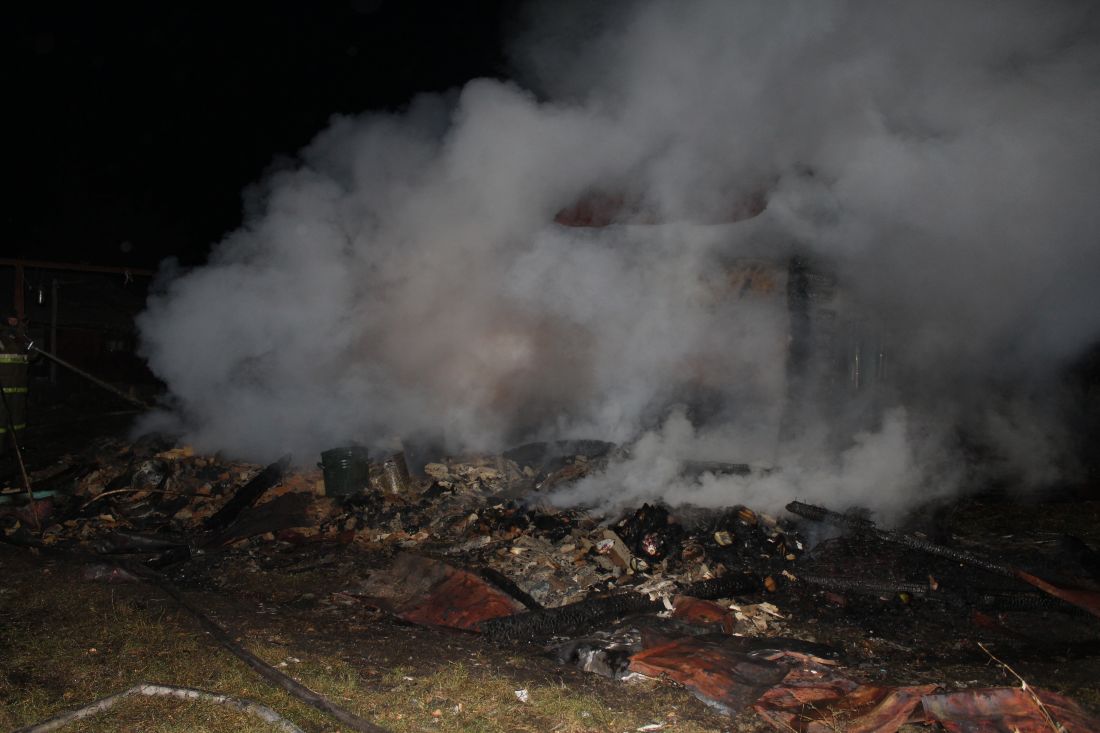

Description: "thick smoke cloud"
138 0 1100 518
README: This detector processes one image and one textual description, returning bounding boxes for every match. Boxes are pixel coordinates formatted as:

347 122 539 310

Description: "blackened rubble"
2 435 1100 731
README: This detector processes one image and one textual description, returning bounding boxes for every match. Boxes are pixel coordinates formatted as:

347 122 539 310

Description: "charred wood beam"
884 531 1017 579
92 531 192 570
479 592 659 641
203 492 312 548
474 566 544 611
96 530 187 553
785 501 875 532
480 572 759 642
787 500 1016 579
797 572 1088 616
968 590 1096 616
203 456 291 533
1012 569 1100 619
796 574 931 597
681 573 761 599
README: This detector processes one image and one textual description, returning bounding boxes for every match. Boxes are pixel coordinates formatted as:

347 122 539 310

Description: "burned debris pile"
2 434 1099 731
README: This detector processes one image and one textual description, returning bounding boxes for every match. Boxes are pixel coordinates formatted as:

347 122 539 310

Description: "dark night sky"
10 2 512 269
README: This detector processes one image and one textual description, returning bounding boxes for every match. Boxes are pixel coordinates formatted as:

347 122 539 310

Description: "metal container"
318 446 370 497
378 451 411 495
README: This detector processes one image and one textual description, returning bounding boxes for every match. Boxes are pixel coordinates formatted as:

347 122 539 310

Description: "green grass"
0 550 734 732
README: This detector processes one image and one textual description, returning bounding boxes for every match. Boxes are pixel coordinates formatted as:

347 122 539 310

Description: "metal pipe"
797 574 930 597
30 345 149 409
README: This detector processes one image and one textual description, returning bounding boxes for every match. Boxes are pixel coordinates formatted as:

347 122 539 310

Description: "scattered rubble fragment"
2 433 1098 729
204 455 291 533
354 552 526 630
920 687 1100 733
751 648 935 733
630 635 790 715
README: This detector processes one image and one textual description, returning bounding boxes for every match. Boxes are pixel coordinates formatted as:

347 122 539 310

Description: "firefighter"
0 315 31 452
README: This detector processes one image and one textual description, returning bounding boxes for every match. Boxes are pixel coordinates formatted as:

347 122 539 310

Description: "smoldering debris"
3 434 1100 729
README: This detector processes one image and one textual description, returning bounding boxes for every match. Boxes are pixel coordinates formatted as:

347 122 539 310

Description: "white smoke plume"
137 0 1100 518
